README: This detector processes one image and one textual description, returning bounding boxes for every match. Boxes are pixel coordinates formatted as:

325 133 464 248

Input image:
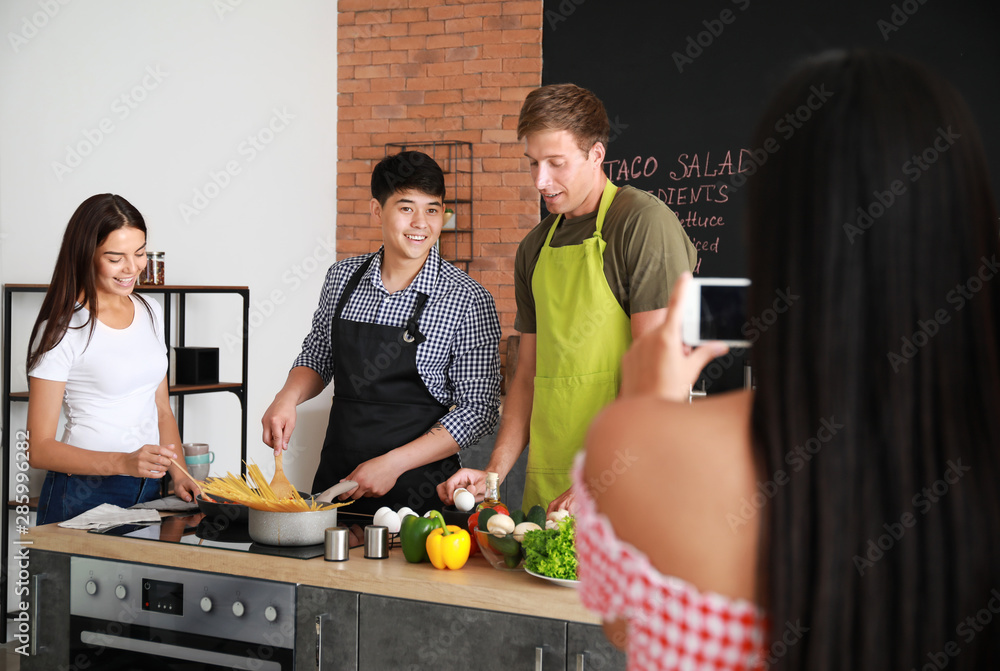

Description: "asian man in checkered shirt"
262 151 501 516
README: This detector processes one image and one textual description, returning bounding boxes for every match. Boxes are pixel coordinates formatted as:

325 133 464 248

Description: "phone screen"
698 285 748 341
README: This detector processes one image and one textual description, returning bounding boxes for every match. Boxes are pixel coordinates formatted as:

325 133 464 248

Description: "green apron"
523 179 633 510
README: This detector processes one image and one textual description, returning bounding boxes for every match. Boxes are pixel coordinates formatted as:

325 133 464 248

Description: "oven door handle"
316 612 331 670
30 573 47 655
80 631 283 671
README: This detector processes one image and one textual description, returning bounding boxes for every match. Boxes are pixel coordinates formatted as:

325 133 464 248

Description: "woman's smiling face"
93 226 147 299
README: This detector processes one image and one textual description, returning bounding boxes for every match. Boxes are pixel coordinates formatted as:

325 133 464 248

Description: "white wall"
0 0 339 492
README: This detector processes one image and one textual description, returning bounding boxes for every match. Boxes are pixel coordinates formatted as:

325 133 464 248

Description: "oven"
70 557 295 670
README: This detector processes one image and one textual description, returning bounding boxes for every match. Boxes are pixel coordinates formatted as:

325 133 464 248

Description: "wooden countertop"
24 523 600 625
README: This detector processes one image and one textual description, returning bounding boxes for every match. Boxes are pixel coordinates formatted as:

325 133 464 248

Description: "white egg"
373 507 401 533
453 488 475 512
397 506 417 519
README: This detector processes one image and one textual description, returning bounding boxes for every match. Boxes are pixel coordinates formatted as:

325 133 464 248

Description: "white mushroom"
547 509 571 523
513 521 542 542
487 513 516 537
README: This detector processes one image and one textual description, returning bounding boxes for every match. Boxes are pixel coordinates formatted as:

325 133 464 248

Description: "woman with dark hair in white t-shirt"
27 194 200 525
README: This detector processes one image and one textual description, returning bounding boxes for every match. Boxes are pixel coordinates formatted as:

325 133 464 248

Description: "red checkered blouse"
572 456 769 670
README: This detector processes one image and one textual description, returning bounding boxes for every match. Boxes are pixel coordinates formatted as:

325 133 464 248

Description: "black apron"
311 254 460 515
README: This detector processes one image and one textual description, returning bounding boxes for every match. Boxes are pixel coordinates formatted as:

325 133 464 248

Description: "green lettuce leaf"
522 517 576 580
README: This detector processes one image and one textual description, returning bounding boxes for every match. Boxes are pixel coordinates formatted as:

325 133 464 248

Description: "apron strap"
334 253 378 319
334 251 430 343
593 179 618 237
403 293 429 344
543 178 619 246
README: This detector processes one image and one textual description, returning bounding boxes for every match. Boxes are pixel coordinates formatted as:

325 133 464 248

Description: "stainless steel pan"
247 480 357 546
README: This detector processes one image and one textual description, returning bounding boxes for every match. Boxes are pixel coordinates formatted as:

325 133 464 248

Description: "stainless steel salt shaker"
325 527 350 562
364 525 388 559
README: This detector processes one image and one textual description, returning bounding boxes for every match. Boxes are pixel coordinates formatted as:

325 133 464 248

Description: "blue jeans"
36 471 161 526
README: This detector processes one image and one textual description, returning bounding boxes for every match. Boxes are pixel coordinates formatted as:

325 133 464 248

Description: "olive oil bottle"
476 472 504 512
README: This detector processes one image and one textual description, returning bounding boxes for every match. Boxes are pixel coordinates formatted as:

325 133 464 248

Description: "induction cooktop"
90 512 370 560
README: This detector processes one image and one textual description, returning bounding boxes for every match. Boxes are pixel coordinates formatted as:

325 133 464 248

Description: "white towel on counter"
58 503 161 530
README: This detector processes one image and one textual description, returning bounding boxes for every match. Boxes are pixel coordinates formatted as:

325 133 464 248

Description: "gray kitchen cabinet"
20 549 71 671
296 585 359 671
16 549 622 671
568 622 627 670
358 594 567 670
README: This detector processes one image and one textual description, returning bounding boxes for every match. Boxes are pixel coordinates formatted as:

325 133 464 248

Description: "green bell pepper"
400 513 437 563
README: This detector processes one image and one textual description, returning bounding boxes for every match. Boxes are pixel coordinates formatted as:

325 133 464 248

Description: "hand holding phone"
621 273 732 401
681 278 751 348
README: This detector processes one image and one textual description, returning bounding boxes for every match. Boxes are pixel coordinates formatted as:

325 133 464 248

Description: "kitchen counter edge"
24 523 601 625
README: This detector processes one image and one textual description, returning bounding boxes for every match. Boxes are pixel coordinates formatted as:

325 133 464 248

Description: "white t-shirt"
30 295 167 454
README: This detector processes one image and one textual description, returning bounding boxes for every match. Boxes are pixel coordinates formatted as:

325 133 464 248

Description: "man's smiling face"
373 188 445 264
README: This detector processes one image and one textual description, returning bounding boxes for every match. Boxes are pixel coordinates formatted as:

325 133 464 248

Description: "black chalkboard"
543 0 1000 280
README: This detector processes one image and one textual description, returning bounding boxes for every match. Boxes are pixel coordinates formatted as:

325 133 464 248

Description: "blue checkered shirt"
292 246 501 449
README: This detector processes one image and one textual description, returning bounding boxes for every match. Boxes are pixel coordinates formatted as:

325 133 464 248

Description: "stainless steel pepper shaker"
364 525 388 559
325 527 350 562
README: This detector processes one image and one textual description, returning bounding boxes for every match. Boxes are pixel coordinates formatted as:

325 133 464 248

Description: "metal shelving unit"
0 283 249 632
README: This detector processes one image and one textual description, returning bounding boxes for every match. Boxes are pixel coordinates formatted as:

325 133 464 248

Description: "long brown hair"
27 194 154 374
747 50 1000 669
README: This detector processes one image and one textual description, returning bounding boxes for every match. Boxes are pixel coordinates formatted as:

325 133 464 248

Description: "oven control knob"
200 597 213 613
232 601 245 617
115 585 127 600
264 606 278 622
85 580 98 596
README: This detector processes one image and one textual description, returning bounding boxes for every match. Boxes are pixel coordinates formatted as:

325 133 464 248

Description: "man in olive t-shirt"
439 83 696 512
514 185 696 332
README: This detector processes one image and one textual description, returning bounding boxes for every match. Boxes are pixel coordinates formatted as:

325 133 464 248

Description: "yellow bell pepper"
424 511 471 570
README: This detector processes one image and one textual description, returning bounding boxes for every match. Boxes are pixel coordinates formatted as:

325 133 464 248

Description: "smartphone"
682 277 751 347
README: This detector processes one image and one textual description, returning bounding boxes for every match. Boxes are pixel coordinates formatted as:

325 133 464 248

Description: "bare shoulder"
583 391 753 488
582 390 759 602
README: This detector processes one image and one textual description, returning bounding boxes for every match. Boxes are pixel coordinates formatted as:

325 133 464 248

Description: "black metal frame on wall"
1 284 249 632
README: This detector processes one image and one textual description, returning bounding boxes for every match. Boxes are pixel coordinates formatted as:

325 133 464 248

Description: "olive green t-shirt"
514 185 697 333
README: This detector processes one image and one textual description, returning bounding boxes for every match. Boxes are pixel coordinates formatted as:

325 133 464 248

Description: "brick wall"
337 0 544 368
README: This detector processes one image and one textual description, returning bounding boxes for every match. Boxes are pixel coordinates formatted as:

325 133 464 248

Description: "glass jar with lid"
141 251 165 285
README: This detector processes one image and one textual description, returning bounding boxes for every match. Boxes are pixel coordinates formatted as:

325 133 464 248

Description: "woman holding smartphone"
575 50 1000 670
27 194 199 525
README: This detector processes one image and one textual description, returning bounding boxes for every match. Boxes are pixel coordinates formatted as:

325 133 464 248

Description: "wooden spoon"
169 457 198 482
269 452 298 499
